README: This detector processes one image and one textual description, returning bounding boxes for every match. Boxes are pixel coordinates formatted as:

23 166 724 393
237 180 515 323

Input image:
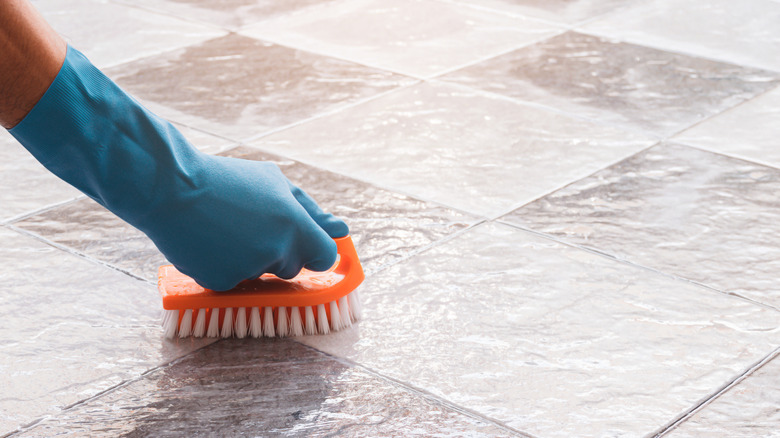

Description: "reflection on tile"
446 0 639 25
0 131 81 222
250 81 656 217
442 32 779 136
674 85 780 169
108 33 412 140
119 0 339 30
32 0 225 68
504 143 780 308
18 340 512 437
0 227 213 435
580 0 780 72
15 146 473 280
667 354 780 438
240 0 562 77
299 222 780 436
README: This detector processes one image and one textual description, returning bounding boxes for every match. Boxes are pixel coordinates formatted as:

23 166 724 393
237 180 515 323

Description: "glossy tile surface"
674 85 780 169
581 0 780 72
0 131 81 223
0 227 213 435
240 0 562 77
298 222 780 436
505 143 780 308
442 32 779 136
251 81 656 216
31 0 225 68
18 340 513 438
108 33 412 140
667 354 780 438
445 0 639 25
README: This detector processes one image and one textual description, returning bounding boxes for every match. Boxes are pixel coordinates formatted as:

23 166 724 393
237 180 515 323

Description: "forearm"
0 0 66 129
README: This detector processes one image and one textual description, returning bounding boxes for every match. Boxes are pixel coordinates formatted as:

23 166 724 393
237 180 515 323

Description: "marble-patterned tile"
674 85 780 169
580 0 780 72
107 33 412 141
666 354 780 438
441 31 779 136
118 0 340 30
504 142 780 309
240 0 562 78
444 0 640 25
31 0 225 68
250 81 657 217
298 222 780 436
17 340 514 437
14 146 473 280
0 131 82 223
0 227 213 435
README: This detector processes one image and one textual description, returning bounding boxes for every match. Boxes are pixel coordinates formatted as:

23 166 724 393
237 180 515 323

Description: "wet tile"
118 0 340 30
107 33 413 141
0 131 82 223
0 227 213 435
298 222 780 436
441 31 779 136
14 146 473 280
504 143 780 309
444 0 639 25
18 340 513 437
250 81 657 217
240 0 562 77
31 0 225 68
674 85 780 169
580 0 780 72
667 354 780 438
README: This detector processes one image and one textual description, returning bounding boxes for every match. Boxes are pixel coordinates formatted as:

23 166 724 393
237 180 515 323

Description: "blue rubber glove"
9 46 348 291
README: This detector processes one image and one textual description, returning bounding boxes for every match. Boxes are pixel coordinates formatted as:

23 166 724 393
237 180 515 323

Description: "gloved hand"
9 45 348 291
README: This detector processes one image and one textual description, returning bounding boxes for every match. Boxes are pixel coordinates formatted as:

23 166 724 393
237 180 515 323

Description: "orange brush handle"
158 235 364 310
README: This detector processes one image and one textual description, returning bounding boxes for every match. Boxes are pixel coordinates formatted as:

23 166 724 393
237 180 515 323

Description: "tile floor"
2 0 780 437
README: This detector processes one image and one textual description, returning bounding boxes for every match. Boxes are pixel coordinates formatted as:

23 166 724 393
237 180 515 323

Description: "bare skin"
0 0 67 129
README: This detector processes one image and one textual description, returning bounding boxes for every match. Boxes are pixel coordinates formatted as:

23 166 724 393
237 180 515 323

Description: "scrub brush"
159 235 364 339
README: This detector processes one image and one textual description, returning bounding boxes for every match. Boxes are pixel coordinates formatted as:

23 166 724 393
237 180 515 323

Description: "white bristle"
221 307 233 338
263 307 275 337
163 309 179 339
249 307 262 338
290 306 303 336
348 290 362 321
178 309 193 338
277 306 289 337
304 306 317 335
234 307 248 338
317 303 330 334
207 309 220 338
193 309 207 337
329 300 342 331
338 296 352 327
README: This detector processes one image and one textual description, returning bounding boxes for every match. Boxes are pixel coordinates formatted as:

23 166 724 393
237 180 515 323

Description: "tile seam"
2 195 87 226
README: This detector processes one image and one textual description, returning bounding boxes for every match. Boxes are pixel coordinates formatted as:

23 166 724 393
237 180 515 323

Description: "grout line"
2 195 87 225
294 340 537 438
106 0 230 33
497 220 780 313
650 347 780 437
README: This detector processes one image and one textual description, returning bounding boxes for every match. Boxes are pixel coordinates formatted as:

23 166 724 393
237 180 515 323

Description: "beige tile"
250 81 657 217
504 143 780 309
31 0 225 68
674 85 780 169
0 131 81 223
298 222 780 436
442 31 779 136
240 0 562 77
666 354 780 438
445 0 640 25
16 340 514 437
108 33 412 140
0 227 213 435
580 0 780 72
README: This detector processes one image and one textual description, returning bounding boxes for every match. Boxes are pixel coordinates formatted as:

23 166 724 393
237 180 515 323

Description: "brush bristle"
161 290 361 339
